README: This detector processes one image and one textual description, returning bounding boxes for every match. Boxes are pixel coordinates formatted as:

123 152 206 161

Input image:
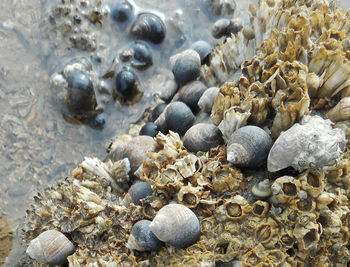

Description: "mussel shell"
140 122 159 137
155 101 195 136
178 80 207 113
130 13 166 44
183 123 224 152
111 1 134 23
130 41 153 70
114 67 143 103
190 40 212 63
149 203 200 248
227 126 273 168
66 71 96 113
128 181 153 205
127 220 164 251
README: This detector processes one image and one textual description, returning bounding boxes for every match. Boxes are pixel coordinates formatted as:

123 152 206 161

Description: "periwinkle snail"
123 181 153 206
183 123 224 153
114 67 143 103
120 41 153 70
111 1 134 23
149 203 200 248
129 41 153 70
155 101 195 136
66 71 96 113
177 80 207 113
190 40 212 64
130 13 166 44
170 49 201 86
126 220 164 251
26 229 75 265
227 126 273 168
139 122 159 137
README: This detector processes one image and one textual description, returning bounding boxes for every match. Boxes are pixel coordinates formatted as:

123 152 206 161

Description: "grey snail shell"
149 203 200 248
155 101 195 136
124 181 153 206
183 123 224 152
126 220 164 251
130 13 166 44
227 125 273 168
26 229 75 265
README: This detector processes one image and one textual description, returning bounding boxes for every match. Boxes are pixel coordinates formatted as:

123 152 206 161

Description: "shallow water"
0 0 348 265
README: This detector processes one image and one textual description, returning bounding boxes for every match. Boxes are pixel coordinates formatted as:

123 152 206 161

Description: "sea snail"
26 229 75 265
126 220 164 251
227 125 273 168
149 203 200 248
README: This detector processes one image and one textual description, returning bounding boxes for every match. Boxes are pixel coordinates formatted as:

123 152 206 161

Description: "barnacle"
22 0 350 266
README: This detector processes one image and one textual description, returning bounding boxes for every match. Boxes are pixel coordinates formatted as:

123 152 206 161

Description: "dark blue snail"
130 13 166 44
66 71 96 113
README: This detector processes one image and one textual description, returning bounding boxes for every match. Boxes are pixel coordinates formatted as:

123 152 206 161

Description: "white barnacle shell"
26 229 75 265
267 115 347 172
149 203 200 248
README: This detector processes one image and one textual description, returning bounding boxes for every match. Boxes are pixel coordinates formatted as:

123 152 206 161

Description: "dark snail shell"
212 18 243 39
130 41 153 70
127 181 153 205
190 40 212 63
140 122 159 137
149 203 200 248
183 123 224 152
127 220 164 251
171 49 201 86
130 13 166 44
26 229 75 265
148 103 167 122
66 71 96 113
154 101 195 136
177 80 207 113
111 1 134 23
114 67 143 103
227 126 273 168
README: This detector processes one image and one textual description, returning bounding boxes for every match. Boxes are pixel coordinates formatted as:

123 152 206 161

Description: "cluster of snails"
126 203 200 251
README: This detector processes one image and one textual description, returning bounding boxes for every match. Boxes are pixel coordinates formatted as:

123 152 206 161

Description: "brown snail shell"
227 126 273 168
183 123 224 152
123 135 157 175
126 220 164 251
149 203 200 248
26 229 75 265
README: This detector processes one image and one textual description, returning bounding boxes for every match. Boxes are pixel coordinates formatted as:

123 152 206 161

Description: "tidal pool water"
0 0 348 265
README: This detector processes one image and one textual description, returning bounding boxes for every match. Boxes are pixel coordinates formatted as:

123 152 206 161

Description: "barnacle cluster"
206 0 350 138
22 0 350 266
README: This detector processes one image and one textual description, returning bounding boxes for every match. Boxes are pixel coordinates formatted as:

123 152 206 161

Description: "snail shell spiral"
149 203 200 248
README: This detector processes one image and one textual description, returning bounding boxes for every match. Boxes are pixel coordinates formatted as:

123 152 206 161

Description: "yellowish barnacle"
298 169 325 198
211 165 244 193
293 221 321 250
252 200 270 217
177 185 202 208
270 176 301 204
